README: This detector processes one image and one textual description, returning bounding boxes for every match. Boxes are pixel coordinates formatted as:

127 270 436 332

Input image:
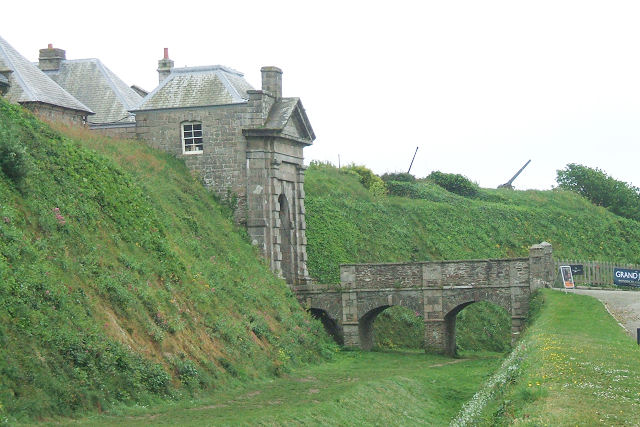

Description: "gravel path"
570 288 640 341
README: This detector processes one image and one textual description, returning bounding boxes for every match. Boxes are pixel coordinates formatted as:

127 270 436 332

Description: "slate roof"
133 65 253 111
265 98 300 129
44 58 142 125
0 35 92 114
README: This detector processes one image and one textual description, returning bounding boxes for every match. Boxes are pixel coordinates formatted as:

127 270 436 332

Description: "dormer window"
182 122 203 154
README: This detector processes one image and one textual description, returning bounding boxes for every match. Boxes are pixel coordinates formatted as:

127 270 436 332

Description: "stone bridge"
295 243 554 355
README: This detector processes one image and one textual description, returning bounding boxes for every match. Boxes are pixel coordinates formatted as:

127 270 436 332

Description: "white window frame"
181 121 204 154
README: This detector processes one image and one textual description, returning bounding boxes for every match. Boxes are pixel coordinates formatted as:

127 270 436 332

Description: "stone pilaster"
529 242 554 290
424 320 447 354
342 290 359 347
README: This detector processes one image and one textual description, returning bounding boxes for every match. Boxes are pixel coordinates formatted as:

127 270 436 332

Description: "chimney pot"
157 48 174 84
38 45 66 71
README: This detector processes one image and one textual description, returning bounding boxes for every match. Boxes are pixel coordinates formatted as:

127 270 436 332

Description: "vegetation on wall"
0 99 335 422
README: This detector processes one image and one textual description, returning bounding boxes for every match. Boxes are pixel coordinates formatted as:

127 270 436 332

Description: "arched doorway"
278 193 295 284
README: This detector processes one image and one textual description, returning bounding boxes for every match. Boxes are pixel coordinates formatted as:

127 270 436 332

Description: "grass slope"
304 163 640 352
305 163 640 285
469 289 640 426
0 100 334 422
41 351 502 426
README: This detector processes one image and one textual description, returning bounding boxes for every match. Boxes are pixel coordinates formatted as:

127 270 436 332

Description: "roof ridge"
133 73 170 111
215 70 247 103
0 36 37 101
93 59 138 112
173 65 243 76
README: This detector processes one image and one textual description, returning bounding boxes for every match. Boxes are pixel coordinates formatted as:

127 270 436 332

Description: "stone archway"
358 305 392 350
443 301 475 356
309 308 343 345
278 193 295 284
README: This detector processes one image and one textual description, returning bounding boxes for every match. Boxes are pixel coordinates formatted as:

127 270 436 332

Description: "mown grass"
468 289 640 425
36 350 503 426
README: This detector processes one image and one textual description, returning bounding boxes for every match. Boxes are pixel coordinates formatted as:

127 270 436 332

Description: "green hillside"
305 163 640 285
0 100 334 422
304 163 640 351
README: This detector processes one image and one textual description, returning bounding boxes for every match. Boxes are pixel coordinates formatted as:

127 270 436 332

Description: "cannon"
498 160 531 189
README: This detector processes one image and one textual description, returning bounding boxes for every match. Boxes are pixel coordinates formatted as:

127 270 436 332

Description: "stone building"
0 37 316 285
0 35 93 125
132 51 315 285
38 44 143 138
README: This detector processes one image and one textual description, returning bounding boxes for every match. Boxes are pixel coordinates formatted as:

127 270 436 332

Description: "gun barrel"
506 159 531 185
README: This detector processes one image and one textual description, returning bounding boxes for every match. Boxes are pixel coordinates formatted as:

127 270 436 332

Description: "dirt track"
570 288 640 340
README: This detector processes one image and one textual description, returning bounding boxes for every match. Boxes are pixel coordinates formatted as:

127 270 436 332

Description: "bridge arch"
309 308 343 345
441 299 511 356
358 305 390 350
357 295 424 350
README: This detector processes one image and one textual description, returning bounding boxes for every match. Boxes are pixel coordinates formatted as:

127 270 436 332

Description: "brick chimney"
157 48 174 84
38 44 66 71
261 66 282 99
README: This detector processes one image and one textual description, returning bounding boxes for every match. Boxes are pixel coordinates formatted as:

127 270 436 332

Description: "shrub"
344 164 387 196
344 165 385 190
381 172 415 183
427 171 479 198
556 163 640 221
0 135 30 184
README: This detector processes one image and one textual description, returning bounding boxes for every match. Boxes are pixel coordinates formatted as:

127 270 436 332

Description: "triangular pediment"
243 97 315 145
281 102 314 142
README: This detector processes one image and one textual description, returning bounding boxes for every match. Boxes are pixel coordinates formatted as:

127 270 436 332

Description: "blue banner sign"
614 268 640 287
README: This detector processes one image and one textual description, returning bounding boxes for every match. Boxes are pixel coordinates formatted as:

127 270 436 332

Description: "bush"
426 171 479 198
556 163 640 221
381 172 415 183
344 165 387 196
0 135 30 184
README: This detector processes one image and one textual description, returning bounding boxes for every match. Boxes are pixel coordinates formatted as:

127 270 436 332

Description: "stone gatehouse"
132 53 315 285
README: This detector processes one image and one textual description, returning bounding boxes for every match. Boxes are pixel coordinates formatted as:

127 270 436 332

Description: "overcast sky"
3 0 640 189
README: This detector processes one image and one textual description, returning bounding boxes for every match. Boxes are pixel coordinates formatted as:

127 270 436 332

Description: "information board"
560 265 575 289
614 268 640 287
570 264 584 276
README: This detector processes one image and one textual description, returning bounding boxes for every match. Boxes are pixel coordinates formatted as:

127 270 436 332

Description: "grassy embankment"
304 163 640 351
38 351 502 426
456 289 640 426
0 99 335 423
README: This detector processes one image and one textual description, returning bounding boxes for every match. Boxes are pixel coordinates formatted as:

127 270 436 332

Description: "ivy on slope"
304 162 640 352
0 100 335 422
305 163 640 285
